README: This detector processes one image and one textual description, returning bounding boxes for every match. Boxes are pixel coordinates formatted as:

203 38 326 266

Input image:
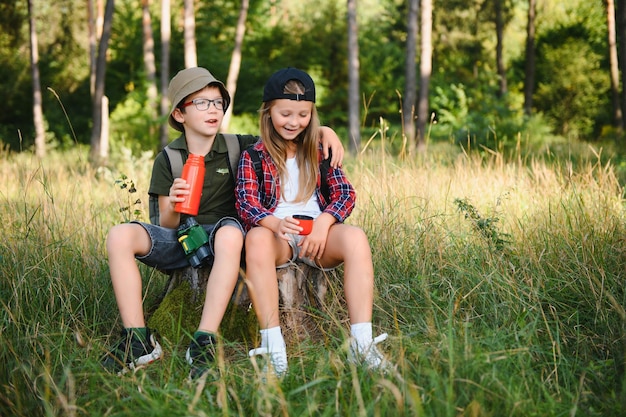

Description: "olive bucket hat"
167 67 231 132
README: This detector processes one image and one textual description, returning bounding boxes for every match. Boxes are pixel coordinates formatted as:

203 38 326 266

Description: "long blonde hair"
259 80 321 203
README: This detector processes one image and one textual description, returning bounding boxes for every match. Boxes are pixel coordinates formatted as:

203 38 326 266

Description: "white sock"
350 322 373 349
260 326 286 352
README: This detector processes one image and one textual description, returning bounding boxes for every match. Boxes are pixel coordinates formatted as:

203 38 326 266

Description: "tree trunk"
606 0 623 131
184 0 197 68
101 95 109 159
142 0 158 140
416 0 432 154
87 0 96 98
89 0 114 166
523 0 536 116
160 0 171 148
619 0 626 130
495 0 508 97
275 264 329 346
28 0 45 158
347 0 360 154
222 0 249 132
403 0 419 156
88 0 105 98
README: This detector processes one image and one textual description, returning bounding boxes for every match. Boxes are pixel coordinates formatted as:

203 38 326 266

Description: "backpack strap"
148 195 160 225
319 149 332 203
163 145 184 179
247 148 265 202
149 145 183 225
222 133 241 179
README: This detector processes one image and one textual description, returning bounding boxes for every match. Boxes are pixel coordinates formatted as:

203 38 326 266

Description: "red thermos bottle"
175 154 205 216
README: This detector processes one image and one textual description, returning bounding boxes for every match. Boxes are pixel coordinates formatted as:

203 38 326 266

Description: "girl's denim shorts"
132 216 244 271
277 234 339 272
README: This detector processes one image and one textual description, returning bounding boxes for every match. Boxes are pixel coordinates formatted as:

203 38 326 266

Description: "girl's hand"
298 225 328 261
277 216 303 240
169 178 190 209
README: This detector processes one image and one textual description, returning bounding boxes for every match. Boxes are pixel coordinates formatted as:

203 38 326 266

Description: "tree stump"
147 263 334 348
276 263 329 347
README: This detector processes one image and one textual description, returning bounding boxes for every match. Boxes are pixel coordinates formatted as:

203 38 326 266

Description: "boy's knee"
106 224 128 251
106 223 144 253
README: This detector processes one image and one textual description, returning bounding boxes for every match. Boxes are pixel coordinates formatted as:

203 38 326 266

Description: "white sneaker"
249 347 288 378
348 333 392 371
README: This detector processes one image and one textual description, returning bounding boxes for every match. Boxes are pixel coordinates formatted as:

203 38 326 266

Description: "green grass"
1 142 626 416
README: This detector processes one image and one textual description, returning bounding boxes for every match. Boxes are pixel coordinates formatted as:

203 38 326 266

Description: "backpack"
149 133 242 225
246 147 332 205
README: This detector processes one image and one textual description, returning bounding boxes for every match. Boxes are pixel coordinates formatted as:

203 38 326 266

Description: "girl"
236 67 390 377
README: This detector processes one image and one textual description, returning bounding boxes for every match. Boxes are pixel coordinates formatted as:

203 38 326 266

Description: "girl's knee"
338 225 370 247
245 228 273 250
245 228 276 263
330 225 371 260
351 226 368 241
215 225 244 251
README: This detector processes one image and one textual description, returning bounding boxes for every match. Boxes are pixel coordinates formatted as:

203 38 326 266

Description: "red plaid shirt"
235 142 356 229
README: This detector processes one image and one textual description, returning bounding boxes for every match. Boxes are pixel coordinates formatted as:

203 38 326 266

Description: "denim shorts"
277 234 339 271
132 217 244 271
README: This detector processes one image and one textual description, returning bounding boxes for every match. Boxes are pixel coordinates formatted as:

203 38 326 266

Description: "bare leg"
197 225 243 333
244 227 292 329
106 223 152 328
244 227 292 377
318 224 374 324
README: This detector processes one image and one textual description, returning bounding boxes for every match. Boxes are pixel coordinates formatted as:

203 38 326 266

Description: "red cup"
293 214 314 235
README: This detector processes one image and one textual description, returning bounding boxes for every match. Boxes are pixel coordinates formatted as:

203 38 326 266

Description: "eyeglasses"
179 98 225 111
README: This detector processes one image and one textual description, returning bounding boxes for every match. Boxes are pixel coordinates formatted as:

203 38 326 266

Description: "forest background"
2 0 626 162
3 0 626 416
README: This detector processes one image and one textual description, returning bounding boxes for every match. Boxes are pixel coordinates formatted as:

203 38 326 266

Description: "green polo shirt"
149 133 258 225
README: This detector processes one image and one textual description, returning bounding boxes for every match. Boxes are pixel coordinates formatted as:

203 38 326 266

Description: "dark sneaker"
186 333 217 380
101 329 162 374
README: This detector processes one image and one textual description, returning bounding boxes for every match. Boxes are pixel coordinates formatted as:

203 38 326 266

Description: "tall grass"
1 141 625 416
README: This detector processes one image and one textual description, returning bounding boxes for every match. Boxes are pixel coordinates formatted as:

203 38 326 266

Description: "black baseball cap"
263 67 316 103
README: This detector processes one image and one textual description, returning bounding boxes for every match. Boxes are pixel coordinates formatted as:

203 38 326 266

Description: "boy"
101 67 343 379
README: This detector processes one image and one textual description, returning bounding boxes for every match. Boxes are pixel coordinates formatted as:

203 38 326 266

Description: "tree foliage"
0 0 621 154
533 3 610 139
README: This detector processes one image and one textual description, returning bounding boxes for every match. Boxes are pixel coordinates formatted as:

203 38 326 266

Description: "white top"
273 157 322 219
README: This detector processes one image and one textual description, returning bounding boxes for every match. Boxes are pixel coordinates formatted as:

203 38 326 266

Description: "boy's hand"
319 126 345 168
169 178 190 209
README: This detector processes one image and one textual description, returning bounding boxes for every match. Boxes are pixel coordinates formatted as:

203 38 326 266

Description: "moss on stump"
147 264 335 349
